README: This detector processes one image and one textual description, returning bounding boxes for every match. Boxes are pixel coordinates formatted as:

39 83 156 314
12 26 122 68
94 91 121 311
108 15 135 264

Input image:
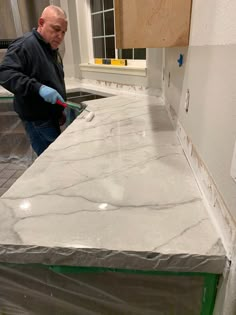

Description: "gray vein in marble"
61 119 176 140
49 133 168 152
4 151 184 199
41 152 183 196
62 114 166 139
206 239 226 255
10 198 202 223
76 108 172 131
0 200 22 244
56 131 178 154
85 98 142 111
152 218 209 252
48 149 181 167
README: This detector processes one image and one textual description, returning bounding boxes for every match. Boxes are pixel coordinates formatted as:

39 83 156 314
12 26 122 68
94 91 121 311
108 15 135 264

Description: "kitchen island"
0 82 227 314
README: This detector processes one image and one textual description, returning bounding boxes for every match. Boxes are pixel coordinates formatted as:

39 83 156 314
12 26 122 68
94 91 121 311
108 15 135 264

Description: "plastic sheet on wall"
0 93 102 164
0 97 34 166
0 263 211 315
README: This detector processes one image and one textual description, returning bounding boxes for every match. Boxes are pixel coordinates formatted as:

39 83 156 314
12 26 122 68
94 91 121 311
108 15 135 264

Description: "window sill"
79 63 147 77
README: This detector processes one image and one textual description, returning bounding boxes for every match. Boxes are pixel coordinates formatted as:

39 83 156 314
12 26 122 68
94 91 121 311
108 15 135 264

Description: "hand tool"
56 99 95 122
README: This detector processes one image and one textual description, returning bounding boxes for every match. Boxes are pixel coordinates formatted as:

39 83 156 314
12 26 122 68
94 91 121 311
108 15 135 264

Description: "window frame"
91 6 116 59
78 0 146 76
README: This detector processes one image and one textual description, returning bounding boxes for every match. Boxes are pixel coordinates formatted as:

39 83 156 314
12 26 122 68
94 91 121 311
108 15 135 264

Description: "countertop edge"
0 244 227 274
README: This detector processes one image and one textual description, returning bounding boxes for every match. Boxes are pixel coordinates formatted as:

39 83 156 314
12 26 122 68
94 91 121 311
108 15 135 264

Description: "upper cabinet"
115 0 192 48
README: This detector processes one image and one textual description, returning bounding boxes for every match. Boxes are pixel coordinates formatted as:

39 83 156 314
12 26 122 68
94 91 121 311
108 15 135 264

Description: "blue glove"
39 85 64 104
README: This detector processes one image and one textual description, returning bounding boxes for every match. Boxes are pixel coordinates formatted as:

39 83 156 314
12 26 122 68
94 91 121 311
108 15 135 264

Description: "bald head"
37 5 67 50
41 5 67 20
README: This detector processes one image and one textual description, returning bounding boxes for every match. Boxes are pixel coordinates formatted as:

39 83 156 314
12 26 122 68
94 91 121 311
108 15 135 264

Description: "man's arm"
0 44 41 96
0 44 64 104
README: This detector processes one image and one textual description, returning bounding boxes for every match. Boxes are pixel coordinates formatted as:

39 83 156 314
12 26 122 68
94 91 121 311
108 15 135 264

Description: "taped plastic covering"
0 93 100 165
0 263 212 315
0 95 78 163
0 97 34 166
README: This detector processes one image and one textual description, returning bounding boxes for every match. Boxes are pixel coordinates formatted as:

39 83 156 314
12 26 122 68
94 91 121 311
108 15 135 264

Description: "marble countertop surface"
0 81 227 273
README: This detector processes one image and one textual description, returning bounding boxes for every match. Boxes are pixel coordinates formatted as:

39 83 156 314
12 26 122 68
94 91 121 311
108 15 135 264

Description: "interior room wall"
164 0 236 228
164 1 236 314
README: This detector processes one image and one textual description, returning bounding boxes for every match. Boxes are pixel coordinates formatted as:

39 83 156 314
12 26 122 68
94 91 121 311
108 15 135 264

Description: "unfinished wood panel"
115 0 192 48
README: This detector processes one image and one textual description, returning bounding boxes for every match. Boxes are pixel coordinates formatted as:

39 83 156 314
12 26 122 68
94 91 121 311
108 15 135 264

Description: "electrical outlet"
184 89 190 112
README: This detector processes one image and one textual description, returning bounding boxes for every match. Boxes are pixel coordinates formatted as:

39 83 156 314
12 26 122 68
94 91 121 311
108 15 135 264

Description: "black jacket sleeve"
0 44 41 97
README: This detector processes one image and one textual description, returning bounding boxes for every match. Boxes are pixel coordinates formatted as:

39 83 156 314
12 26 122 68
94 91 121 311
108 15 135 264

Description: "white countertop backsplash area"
0 79 227 273
0 77 163 100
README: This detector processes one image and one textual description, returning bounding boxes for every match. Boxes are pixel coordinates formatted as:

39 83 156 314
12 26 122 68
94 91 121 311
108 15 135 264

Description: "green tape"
201 274 219 315
47 265 215 278
0 261 217 277
0 96 14 100
66 101 83 110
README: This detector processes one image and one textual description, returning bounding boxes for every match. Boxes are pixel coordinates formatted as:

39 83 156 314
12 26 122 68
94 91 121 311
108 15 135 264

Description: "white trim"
102 6 107 58
86 0 95 63
79 63 147 76
91 9 114 15
76 0 94 64
126 60 146 67
93 35 115 39
10 0 23 37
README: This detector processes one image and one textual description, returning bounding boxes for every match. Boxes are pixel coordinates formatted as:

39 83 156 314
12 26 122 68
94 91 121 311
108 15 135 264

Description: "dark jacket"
0 29 66 121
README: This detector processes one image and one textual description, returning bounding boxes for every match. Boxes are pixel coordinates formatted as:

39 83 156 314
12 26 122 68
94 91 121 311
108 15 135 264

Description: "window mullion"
102 1 106 59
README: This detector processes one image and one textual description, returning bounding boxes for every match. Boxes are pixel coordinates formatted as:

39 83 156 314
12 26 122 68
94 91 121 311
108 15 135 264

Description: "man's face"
38 15 67 50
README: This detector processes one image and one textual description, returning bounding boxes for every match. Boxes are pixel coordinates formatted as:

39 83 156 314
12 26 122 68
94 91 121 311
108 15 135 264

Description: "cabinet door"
115 0 192 48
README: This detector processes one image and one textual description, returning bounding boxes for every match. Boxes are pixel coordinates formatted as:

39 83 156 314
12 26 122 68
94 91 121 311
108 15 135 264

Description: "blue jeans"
23 119 61 156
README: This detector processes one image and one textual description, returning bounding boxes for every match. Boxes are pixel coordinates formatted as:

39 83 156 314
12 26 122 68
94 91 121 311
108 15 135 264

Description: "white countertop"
0 80 226 273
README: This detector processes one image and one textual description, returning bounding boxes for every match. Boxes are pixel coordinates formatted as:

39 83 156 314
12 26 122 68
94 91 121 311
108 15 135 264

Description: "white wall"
165 46 236 220
165 0 236 228
164 1 236 314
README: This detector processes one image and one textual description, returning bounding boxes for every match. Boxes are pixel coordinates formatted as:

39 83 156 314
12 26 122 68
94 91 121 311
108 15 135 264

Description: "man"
0 5 68 156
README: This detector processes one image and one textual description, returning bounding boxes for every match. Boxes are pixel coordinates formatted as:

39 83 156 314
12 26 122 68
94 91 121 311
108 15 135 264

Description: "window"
90 0 146 61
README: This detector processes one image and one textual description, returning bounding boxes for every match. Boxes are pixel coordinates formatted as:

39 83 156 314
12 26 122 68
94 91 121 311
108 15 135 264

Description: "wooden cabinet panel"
115 0 192 48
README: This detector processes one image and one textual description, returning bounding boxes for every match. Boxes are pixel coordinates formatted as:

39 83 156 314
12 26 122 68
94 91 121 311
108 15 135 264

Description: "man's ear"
38 17 45 28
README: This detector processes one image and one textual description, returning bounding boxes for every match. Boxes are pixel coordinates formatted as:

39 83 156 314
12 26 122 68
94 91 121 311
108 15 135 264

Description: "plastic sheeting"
0 264 206 315
0 93 103 163
0 97 34 166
